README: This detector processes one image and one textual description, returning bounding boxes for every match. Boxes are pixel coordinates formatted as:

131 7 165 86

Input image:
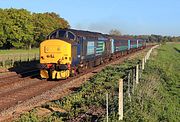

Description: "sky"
0 0 180 36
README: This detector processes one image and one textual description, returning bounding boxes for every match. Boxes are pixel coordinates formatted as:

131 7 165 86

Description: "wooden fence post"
139 62 142 80
19 54 21 62
136 65 139 84
2 60 5 67
28 53 30 62
10 59 13 67
12 56 15 67
119 79 123 120
142 58 145 70
106 93 109 122
132 68 135 94
127 72 131 101
34 53 36 60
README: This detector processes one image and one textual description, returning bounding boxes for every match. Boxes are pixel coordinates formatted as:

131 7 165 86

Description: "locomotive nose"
40 39 72 79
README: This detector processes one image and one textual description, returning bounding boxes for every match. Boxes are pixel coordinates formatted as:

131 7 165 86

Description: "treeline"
0 8 179 49
110 29 180 43
138 34 180 43
0 8 70 49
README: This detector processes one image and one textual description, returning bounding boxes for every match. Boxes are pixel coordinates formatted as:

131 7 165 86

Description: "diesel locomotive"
40 29 146 79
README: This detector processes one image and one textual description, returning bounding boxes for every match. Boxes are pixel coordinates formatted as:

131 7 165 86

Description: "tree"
0 9 6 48
32 12 70 45
109 29 121 36
0 8 70 49
1 8 34 49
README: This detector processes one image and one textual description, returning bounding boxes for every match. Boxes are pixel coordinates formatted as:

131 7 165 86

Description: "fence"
103 45 159 121
0 53 39 67
117 45 159 120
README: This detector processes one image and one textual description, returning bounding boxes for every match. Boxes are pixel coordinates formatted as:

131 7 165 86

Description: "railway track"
0 46 152 121
0 69 92 112
0 69 39 80
0 70 39 93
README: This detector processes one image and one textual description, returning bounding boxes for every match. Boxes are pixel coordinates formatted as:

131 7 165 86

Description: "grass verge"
123 43 180 121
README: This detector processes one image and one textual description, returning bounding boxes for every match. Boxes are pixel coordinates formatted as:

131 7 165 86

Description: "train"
39 28 146 79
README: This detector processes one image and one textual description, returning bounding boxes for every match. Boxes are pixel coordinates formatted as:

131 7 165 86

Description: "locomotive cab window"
49 32 57 39
58 30 66 38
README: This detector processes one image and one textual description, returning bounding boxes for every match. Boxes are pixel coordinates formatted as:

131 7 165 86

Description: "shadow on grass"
8 60 40 78
174 47 180 53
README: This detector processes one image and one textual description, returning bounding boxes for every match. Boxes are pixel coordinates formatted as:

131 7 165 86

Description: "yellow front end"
40 39 71 79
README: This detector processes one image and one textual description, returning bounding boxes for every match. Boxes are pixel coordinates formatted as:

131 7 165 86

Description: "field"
0 48 39 54
0 48 39 68
16 43 180 121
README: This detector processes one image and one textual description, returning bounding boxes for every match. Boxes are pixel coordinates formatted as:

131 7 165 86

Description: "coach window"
67 32 75 40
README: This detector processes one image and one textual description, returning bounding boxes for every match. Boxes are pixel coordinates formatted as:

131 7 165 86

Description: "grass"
123 43 180 122
0 48 39 67
15 43 180 121
0 48 39 55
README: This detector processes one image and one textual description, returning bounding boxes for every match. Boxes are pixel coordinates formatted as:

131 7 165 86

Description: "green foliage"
140 34 180 43
15 111 39 122
0 8 69 49
32 12 69 46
